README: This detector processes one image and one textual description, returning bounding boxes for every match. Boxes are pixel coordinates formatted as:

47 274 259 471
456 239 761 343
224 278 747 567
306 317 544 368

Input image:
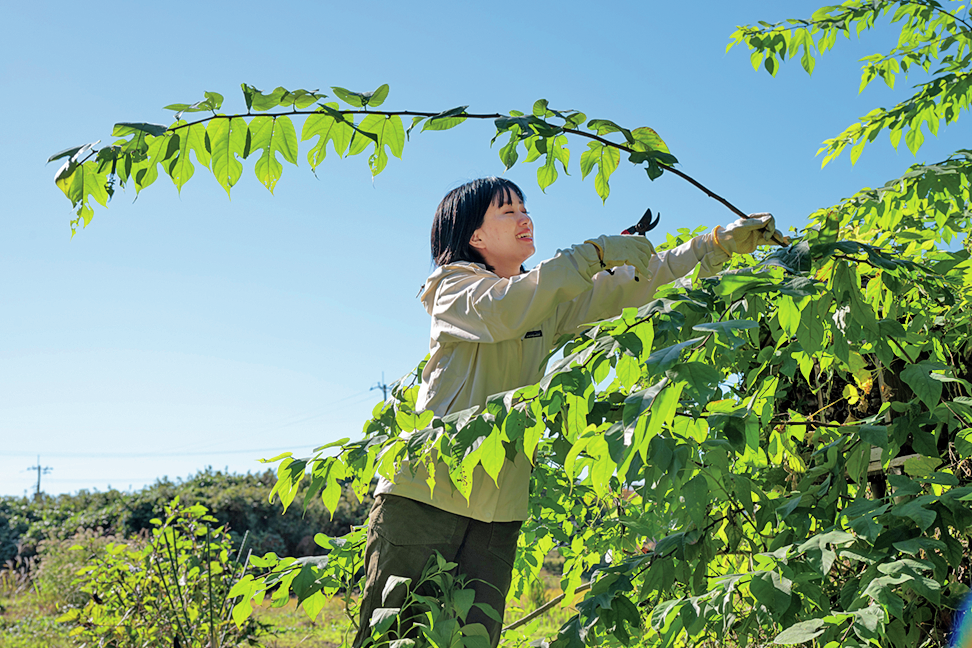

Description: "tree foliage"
50 2 972 647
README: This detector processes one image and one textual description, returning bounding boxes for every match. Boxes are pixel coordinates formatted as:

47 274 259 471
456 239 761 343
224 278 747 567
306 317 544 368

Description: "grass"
0 577 573 648
0 591 74 648
251 579 575 648
254 595 352 648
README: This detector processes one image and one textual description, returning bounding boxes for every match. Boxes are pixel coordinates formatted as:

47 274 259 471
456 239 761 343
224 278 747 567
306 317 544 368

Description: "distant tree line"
0 467 372 564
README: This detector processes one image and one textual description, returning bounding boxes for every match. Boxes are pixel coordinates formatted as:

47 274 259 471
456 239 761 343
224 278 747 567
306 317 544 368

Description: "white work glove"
696 213 788 274
718 213 787 255
584 234 656 278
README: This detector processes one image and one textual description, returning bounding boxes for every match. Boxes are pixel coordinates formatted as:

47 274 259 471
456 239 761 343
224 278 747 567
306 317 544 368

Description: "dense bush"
0 468 372 564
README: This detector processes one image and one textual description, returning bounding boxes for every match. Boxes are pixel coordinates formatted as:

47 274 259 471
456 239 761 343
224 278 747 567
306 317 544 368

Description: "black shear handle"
621 208 660 235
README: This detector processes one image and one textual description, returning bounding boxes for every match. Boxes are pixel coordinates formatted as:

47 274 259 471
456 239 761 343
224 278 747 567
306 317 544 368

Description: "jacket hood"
419 262 493 315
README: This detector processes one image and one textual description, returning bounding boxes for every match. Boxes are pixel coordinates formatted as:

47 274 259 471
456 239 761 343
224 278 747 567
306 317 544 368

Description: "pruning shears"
622 207 661 236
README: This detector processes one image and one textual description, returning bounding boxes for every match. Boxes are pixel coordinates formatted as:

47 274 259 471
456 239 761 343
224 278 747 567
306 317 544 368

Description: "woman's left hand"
717 213 789 255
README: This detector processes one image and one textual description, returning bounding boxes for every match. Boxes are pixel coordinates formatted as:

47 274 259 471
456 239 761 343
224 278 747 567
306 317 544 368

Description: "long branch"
129 106 775 234
503 580 593 633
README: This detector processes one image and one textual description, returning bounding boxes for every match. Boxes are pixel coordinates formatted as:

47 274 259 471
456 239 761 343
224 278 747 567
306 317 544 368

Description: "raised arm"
427 236 656 344
554 215 785 335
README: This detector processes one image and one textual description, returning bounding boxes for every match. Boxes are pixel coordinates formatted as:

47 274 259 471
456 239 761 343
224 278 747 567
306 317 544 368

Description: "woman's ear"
469 229 485 250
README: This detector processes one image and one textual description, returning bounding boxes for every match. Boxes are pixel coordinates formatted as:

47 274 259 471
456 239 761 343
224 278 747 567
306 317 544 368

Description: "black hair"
431 177 526 270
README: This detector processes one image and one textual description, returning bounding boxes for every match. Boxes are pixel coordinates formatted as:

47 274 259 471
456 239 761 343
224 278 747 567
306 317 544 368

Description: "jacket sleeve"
431 243 605 344
554 235 721 336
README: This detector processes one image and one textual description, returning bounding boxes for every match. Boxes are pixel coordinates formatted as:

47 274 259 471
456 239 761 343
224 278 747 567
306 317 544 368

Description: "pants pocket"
372 494 460 547
486 520 522 569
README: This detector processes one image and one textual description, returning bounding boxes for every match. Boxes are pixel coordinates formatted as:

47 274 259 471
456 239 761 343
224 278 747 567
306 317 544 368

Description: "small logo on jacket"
524 330 542 339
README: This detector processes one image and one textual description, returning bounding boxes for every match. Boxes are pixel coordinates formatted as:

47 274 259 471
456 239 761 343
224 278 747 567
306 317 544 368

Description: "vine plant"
51 2 972 647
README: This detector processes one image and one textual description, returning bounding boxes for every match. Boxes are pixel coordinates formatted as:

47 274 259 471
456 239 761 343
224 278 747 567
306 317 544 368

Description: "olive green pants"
353 494 522 648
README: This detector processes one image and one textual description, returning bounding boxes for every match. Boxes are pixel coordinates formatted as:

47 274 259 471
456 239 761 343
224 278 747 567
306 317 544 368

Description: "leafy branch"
51 83 766 235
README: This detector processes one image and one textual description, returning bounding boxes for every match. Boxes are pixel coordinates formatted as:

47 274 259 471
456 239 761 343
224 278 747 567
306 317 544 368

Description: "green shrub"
32 528 125 608
58 498 267 648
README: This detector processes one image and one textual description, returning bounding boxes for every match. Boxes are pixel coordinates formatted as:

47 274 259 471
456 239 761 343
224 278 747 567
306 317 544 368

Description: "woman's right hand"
584 234 656 278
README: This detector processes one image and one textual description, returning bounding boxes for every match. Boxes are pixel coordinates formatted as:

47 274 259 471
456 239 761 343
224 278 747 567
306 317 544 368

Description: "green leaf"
241 85 297 112
166 121 210 192
479 430 505 486
891 498 937 531
112 122 169 138
579 142 620 203
666 362 721 406
537 135 570 192
129 133 179 194
693 320 758 348
56 160 110 229
796 298 825 355
369 607 401 633
630 126 671 154
347 114 405 175
903 455 942 478
750 571 792 613
586 118 634 143
498 129 521 169
208 117 247 197
683 475 708 527
247 115 299 193
901 362 945 411
368 84 390 107
616 354 640 391
773 619 826 644
302 103 354 165
777 296 800 337
857 425 888 448
646 338 703 374
48 143 95 164
622 379 666 428
423 106 468 131
164 91 223 115
495 115 561 138
332 84 389 108
381 575 411 605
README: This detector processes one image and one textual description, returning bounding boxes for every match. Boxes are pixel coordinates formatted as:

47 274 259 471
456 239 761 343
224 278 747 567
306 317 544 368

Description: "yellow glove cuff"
584 239 607 268
712 225 732 257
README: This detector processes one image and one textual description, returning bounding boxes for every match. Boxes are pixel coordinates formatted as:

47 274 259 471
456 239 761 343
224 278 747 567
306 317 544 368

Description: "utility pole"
371 372 390 400
26 456 52 500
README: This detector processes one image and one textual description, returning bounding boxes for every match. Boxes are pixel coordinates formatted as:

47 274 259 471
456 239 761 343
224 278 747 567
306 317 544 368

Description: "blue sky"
2 1 967 496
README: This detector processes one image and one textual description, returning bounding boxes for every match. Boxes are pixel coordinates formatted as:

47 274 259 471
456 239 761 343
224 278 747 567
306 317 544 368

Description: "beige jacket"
375 235 723 522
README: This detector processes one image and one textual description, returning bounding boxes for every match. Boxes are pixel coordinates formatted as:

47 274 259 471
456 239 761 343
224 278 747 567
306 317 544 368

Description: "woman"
354 177 782 647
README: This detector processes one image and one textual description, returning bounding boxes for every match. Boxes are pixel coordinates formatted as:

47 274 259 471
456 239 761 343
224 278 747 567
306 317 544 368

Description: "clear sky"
2 1 967 497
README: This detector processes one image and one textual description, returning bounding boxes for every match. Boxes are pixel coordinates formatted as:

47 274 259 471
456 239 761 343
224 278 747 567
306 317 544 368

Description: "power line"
26 456 52 499
371 372 390 401
2 382 386 461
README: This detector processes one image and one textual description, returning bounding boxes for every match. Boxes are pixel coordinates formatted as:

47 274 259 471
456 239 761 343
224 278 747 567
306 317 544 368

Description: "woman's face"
469 191 534 277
